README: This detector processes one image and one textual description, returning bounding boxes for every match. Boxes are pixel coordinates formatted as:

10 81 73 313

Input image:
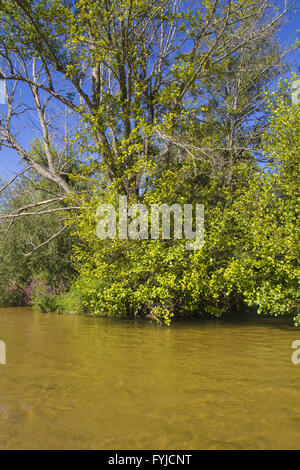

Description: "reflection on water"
0 307 299 449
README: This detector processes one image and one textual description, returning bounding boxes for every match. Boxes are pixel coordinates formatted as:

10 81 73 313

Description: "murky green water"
0 307 300 449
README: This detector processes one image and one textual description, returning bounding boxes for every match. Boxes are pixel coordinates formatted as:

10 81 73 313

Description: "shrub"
55 289 83 314
25 278 58 313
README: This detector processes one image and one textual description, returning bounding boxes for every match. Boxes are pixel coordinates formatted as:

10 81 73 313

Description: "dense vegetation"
0 0 298 324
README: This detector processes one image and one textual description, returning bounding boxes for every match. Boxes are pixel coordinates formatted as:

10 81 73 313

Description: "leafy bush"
67 79 299 325
0 173 77 308
25 278 58 313
55 288 83 315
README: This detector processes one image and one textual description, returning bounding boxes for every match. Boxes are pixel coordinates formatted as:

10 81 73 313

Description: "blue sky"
0 4 299 178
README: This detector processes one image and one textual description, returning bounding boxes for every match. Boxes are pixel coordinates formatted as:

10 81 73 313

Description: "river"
0 307 300 449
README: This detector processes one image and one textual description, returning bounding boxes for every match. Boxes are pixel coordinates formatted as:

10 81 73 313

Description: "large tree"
0 1 297 322
0 0 291 198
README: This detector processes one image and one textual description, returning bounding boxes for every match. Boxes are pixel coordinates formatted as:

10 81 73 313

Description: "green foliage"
55 288 83 315
0 2 297 325
0 175 76 307
68 78 299 324
26 277 58 313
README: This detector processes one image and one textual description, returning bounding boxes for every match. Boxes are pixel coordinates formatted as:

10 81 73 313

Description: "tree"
0 1 297 322
0 170 76 306
196 77 299 321
0 0 292 199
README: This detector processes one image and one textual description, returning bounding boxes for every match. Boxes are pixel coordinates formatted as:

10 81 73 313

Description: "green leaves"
0 1 297 324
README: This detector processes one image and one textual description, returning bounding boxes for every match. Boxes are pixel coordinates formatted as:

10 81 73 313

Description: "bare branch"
23 225 69 257
0 166 31 194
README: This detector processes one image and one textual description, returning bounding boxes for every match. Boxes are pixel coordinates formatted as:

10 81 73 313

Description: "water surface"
0 307 299 449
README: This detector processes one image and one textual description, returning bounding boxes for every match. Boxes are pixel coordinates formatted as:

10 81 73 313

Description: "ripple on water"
0 307 299 449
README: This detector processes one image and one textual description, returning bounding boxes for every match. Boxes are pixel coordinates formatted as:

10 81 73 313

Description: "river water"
0 307 300 449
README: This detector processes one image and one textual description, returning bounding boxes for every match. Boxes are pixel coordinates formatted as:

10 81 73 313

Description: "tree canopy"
0 1 298 324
